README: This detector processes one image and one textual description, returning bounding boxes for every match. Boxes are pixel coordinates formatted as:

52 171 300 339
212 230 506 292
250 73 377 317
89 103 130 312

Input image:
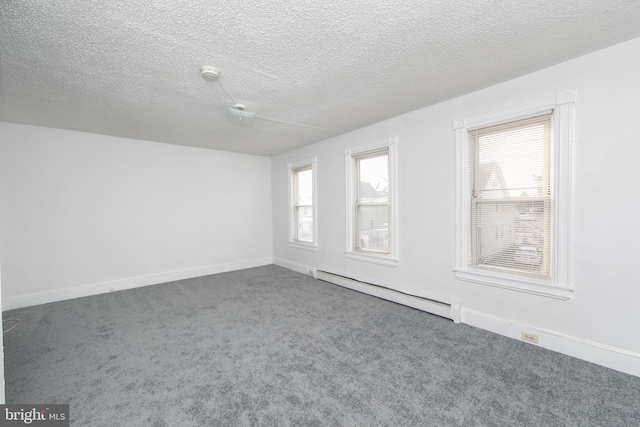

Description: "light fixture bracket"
200 65 219 80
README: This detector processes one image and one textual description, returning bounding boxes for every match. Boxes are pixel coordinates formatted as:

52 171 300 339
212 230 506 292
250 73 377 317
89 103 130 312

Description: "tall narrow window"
454 90 574 299
346 137 398 266
293 166 313 242
469 114 552 277
288 157 317 249
355 151 389 253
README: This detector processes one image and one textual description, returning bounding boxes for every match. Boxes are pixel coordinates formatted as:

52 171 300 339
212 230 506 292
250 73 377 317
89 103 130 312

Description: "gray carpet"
4 265 640 426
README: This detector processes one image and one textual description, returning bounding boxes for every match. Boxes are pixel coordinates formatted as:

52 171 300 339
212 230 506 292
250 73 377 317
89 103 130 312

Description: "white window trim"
345 136 398 267
287 157 318 251
453 90 575 299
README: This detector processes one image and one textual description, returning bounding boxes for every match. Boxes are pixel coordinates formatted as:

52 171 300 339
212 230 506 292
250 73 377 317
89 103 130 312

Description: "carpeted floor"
4 265 640 426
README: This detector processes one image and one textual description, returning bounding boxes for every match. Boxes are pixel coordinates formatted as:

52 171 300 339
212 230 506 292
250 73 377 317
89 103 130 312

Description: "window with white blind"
346 137 398 266
288 157 317 249
454 91 575 299
469 114 552 277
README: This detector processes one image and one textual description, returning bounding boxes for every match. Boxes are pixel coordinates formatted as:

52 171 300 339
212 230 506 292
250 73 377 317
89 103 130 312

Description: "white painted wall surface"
272 37 640 373
0 265 5 403
0 124 273 308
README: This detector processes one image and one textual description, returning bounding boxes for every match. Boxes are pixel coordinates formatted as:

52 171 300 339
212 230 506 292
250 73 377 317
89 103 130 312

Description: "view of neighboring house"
296 205 313 241
475 162 547 272
358 181 389 251
475 162 517 265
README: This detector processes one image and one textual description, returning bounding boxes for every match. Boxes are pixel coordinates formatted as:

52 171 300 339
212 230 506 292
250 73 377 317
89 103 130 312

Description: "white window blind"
468 114 552 277
355 151 389 253
293 166 313 243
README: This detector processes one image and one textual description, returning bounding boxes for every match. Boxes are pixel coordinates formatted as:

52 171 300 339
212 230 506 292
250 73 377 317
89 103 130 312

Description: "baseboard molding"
272 257 314 276
462 308 640 377
2 257 273 311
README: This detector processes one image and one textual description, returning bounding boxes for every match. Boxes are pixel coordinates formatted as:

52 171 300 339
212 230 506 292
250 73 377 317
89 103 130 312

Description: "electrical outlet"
521 332 539 344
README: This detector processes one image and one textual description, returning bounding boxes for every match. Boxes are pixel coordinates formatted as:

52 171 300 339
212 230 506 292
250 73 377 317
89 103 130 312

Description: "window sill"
288 241 318 252
454 267 572 300
346 251 398 267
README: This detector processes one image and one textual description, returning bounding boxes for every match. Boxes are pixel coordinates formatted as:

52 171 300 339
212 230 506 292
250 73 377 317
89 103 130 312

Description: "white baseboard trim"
462 308 640 377
272 257 314 276
2 257 273 311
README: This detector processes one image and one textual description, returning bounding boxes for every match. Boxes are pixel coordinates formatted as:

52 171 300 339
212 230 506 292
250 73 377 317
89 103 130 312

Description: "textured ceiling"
1 1 640 156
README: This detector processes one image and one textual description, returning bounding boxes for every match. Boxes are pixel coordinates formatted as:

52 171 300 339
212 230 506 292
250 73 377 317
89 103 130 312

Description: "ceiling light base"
200 66 219 80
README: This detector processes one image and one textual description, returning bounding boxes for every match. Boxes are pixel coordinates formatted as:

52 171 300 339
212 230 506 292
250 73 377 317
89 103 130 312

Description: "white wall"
0 124 273 309
272 37 640 375
0 265 4 403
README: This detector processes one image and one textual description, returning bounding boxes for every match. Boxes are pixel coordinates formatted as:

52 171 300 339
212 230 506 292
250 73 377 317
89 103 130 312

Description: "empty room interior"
1 1 640 425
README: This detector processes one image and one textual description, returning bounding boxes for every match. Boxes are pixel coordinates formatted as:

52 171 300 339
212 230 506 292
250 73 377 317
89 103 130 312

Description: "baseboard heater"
315 270 460 322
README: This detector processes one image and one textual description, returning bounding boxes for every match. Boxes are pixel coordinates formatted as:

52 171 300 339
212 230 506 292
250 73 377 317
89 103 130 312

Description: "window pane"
474 199 549 275
296 206 313 242
358 154 388 203
357 205 389 252
296 168 313 206
292 164 313 244
475 117 550 199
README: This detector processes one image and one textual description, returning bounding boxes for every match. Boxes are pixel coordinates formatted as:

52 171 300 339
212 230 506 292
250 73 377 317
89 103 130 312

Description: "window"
356 151 389 252
294 167 313 242
288 157 317 249
469 114 552 277
346 137 398 266
454 91 574 299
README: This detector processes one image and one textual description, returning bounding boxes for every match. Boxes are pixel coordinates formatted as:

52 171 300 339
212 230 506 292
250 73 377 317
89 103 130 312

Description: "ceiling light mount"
200 65 219 80
200 66 257 127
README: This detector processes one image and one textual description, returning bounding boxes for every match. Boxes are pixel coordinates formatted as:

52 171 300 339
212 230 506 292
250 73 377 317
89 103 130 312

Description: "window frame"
287 157 317 250
345 137 398 267
453 91 575 299
469 113 552 277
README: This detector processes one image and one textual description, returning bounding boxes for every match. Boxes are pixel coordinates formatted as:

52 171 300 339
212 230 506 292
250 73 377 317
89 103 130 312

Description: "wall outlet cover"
521 332 539 344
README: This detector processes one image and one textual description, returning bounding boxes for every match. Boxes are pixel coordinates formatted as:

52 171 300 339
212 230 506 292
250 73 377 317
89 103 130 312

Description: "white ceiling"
2 1 640 157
